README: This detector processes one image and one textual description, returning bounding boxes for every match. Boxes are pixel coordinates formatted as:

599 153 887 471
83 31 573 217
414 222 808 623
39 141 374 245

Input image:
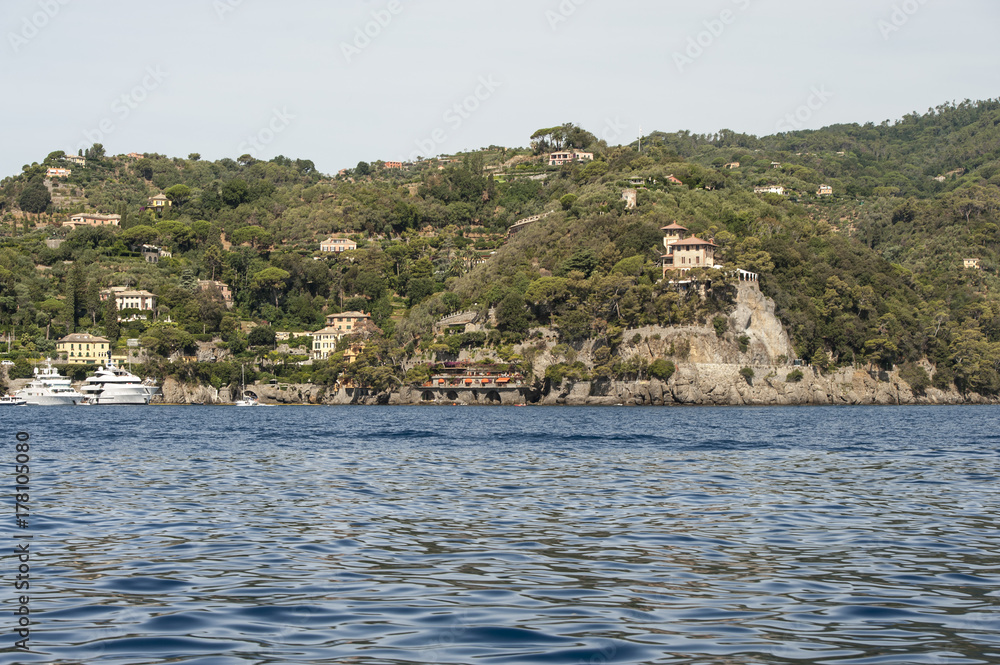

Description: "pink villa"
65 213 121 228
549 150 594 166
660 223 718 277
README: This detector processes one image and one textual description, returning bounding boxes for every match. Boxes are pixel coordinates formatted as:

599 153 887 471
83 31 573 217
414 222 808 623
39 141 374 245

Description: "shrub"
810 348 830 372
738 335 750 353
712 316 728 338
648 358 676 382
932 366 955 391
786 369 804 383
899 363 931 396
545 361 590 386
739 366 755 382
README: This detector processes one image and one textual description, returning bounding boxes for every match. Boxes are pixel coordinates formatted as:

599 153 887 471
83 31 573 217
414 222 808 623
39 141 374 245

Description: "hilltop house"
964 258 981 270
148 193 171 210
47 167 71 178
57 333 110 364
140 244 171 264
63 155 86 166
100 288 157 318
665 175 683 185
660 223 718 277
724 162 740 169
549 150 594 166
198 280 233 307
817 184 833 196
311 312 374 359
320 236 358 253
754 185 786 196
325 311 371 333
311 327 342 360
64 213 121 229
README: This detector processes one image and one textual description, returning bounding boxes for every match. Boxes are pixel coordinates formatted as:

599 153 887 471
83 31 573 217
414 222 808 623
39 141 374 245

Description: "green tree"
164 184 192 206
496 292 530 333
203 244 224 280
86 280 102 325
231 226 272 250
120 224 160 248
251 267 291 306
18 181 51 213
248 325 277 348
104 296 120 342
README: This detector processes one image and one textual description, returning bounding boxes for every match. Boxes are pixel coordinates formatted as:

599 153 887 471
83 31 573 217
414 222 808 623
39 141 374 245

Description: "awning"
496 378 510 384
464 379 473 384
438 379 446 384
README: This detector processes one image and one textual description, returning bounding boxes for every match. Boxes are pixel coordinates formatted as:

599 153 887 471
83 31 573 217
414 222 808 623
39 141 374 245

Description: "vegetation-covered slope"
2 101 1000 396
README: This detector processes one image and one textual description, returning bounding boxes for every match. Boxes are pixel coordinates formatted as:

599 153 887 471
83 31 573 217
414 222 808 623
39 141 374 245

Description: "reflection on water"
3 406 999 664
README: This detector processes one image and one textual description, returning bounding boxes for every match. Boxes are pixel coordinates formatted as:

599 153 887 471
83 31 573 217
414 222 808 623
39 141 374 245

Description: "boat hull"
21 395 83 406
83 392 155 405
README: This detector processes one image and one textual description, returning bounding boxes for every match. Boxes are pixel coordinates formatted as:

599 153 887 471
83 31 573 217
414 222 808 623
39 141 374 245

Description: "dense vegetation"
3 98 1000 395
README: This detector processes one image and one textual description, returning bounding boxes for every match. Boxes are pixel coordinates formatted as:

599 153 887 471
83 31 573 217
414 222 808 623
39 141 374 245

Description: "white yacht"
80 363 160 405
14 362 86 405
0 394 27 406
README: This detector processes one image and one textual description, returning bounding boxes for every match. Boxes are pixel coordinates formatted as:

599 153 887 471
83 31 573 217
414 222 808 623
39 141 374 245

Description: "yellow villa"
57 333 111 364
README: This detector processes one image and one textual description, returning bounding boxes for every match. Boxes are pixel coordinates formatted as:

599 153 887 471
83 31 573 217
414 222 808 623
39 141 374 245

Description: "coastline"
150 363 994 407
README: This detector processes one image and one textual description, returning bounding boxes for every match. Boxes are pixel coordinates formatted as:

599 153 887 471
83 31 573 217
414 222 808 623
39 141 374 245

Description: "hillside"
2 103 1000 399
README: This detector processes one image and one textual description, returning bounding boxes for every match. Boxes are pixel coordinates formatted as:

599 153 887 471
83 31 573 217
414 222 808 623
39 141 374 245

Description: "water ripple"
2 405 998 664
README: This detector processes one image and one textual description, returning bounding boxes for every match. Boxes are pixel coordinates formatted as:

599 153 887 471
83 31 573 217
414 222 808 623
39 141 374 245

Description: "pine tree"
86 280 101 325
104 296 119 342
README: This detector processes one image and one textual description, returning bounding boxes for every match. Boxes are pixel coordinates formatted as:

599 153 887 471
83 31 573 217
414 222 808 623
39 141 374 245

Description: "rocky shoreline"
153 362 993 407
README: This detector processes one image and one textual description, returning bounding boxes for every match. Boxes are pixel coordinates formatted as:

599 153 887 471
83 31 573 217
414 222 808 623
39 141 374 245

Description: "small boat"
234 365 269 406
0 394 27 406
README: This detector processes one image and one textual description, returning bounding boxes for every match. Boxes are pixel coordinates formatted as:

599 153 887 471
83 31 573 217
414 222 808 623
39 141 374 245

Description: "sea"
1 405 999 664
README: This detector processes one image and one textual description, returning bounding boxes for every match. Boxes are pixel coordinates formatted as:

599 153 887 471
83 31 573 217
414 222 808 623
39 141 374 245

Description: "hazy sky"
3 0 998 177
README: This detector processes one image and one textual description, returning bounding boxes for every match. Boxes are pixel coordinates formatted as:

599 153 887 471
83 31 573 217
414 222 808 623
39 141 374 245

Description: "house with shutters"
57 333 110 364
660 223 719 277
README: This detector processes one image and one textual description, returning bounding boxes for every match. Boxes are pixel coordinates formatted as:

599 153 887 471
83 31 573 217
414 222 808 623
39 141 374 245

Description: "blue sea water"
2 405 999 664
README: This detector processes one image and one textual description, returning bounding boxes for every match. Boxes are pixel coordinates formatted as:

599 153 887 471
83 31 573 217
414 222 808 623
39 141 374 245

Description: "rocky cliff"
153 285 992 407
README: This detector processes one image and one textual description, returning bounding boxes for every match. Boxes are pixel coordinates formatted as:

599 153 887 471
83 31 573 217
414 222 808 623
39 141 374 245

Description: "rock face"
159 377 220 404
549 365 975 406
155 286 994 407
